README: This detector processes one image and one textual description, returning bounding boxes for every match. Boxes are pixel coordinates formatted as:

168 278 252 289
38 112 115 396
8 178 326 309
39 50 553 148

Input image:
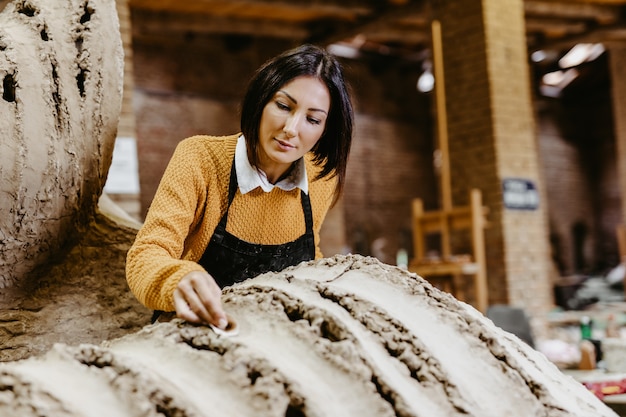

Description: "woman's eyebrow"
277 90 328 114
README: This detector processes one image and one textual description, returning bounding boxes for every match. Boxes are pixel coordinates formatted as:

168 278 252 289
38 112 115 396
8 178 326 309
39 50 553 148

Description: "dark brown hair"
240 44 354 205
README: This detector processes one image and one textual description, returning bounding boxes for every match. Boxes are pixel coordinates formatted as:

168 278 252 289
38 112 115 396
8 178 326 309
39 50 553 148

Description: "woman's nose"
283 114 299 138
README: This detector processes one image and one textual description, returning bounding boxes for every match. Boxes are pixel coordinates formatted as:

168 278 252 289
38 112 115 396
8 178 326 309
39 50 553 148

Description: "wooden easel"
407 21 489 313
408 189 489 312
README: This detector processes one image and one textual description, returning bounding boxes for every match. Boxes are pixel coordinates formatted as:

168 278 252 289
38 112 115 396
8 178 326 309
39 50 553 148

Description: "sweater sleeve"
313 178 337 259
307 160 339 259
125 138 213 311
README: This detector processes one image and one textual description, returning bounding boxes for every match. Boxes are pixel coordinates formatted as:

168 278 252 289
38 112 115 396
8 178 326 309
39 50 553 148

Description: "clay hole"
284 307 341 341
80 3 94 24
154 404 171 416
3 73 16 102
76 68 86 97
51 65 61 120
17 4 36 17
247 369 261 385
371 375 396 408
75 36 83 54
40 29 48 41
285 404 305 417
319 320 343 342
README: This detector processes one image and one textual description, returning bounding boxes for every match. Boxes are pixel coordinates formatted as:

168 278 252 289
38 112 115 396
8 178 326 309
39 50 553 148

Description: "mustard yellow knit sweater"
126 134 337 312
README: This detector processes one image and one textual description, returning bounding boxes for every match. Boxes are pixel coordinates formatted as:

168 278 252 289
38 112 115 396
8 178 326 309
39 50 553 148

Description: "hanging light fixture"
417 60 434 93
559 43 605 69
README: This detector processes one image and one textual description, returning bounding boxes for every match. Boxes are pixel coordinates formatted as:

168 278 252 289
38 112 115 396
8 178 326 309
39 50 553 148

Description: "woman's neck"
261 162 295 184
250 148 294 184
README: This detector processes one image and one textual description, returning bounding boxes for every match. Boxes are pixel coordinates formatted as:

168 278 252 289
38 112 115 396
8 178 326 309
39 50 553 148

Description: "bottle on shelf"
606 313 621 338
580 315 593 340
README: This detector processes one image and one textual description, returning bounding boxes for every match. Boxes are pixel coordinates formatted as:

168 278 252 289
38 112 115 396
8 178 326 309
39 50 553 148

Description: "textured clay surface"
0 0 149 362
0 0 122 289
0 255 617 416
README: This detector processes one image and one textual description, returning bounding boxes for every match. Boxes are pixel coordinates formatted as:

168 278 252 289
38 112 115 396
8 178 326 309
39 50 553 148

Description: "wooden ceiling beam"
306 1 428 44
131 9 310 40
129 0 369 23
527 0 626 4
529 24 626 52
363 30 431 46
525 1 621 24
526 18 589 39
133 11 310 40
130 0 431 50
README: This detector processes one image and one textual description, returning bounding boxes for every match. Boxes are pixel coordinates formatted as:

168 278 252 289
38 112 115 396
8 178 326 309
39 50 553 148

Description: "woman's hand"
173 270 228 329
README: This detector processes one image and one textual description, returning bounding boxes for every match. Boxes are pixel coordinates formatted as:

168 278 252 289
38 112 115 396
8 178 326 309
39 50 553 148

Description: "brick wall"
115 0 135 139
538 107 593 275
538 74 621 275
608 45 626 225
108 0 141 220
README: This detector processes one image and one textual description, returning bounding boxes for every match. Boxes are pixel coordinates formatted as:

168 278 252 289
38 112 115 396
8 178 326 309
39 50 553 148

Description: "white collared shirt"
235 135 309 195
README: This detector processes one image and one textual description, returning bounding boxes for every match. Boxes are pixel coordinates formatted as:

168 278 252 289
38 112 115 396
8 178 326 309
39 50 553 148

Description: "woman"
126 44 354 330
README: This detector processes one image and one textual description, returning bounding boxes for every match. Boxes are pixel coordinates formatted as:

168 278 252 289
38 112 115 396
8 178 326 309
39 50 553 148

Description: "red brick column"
115 0 136 139
433 0 554 332
109 0 141 220
608 44 626 224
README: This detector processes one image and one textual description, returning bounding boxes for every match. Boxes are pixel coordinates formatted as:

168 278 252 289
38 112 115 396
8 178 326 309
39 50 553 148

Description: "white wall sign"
103 137 140 194
502 178 539 210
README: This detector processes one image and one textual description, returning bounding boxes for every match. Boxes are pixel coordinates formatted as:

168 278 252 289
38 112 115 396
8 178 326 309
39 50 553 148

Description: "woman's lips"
275 138 295 150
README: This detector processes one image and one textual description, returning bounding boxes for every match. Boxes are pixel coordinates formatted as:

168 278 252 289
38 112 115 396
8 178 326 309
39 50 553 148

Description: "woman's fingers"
175 271 227 328
173 287 202 323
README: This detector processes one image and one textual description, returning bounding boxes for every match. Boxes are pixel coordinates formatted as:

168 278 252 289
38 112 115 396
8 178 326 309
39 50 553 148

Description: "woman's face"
257 75 330 182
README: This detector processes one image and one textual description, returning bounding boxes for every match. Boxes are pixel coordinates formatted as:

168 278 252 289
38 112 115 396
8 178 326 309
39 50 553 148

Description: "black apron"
151 161 315 323
198 160 315 287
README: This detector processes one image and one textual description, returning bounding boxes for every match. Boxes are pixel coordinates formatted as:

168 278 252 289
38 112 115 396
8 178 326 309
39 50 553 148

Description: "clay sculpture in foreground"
0 0 122 290
0 254 617 416
0 0 149 362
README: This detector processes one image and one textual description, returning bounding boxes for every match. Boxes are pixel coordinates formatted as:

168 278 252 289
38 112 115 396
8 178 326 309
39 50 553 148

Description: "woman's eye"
307 117 321 125
275 101 289 111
